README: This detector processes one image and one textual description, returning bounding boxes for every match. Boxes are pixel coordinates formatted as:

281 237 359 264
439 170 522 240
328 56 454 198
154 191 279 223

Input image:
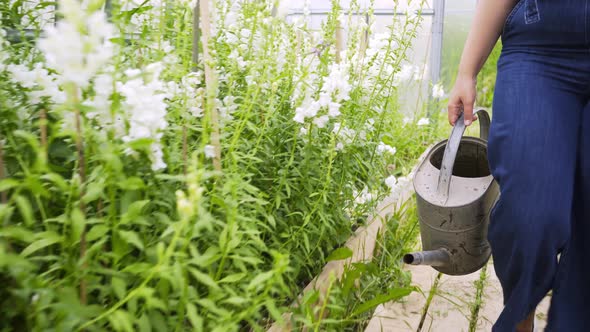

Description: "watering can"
404 109 499 276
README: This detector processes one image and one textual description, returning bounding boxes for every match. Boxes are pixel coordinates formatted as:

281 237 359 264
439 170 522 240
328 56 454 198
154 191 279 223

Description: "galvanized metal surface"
410 110 498 276
403 248 450 267
437 109 491 202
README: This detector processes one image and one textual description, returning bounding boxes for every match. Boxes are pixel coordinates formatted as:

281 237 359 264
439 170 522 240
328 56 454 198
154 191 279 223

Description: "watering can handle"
436 109 491 199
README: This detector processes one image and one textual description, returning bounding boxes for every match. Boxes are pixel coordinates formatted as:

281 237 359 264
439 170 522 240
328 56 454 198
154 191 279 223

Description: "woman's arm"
448 0 518 126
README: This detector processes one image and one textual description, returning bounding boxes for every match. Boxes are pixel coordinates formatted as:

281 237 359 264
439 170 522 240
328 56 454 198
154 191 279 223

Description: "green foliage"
0 0 441 331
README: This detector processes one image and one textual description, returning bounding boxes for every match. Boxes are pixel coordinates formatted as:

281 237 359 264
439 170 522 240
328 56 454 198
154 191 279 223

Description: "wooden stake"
74 105 88 305
192 3 201 71
182 125 188 176
0 139 6 204
335 20 343 63
40 109 48 149
199 0 222 172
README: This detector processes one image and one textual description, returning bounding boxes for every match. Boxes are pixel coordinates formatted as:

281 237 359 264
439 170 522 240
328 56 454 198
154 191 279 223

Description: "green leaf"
265 299 283 323
86 224 110 242
41 173 68 191
121 200 150 224
223 297 249 305
118 177 145 190
186 303 203 330
13 130 40 151
21 235 62 257
302 289 320 306
0 178 20 192
326 247 353 262
0 226 35 243
82 181 104 203
123 263 152 275
267 215 276 228
0 204 14 222
112 277 126 300
247 271 273 291
118 230 144 251
70 208 85 244
137 314 152 332
109 309 134 332
219 273 246 283
351 287 415 317
14 195 34 226
127 138 154 151
148 310 167 332
189 268 220 290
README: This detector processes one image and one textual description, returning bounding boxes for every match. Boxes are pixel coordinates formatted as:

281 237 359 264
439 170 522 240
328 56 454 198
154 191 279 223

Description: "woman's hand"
448 74 477 126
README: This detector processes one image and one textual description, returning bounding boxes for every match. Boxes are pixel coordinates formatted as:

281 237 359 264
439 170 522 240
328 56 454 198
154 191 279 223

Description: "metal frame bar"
2 3 446 87
430 0 445 85
286 8 435 16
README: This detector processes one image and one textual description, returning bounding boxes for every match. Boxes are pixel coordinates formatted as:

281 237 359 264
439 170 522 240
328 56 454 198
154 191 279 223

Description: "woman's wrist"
457 69 478 81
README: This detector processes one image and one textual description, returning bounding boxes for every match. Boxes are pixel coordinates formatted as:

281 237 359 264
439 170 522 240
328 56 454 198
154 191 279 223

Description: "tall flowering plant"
0 0 436 330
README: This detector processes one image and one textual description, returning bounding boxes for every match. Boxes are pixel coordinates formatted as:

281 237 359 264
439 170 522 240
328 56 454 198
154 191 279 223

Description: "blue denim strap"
525 0 541 24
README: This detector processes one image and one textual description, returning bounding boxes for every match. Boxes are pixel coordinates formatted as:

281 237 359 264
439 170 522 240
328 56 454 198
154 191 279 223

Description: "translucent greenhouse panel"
7 0 56 28
286 0 436 116
440 0 476 90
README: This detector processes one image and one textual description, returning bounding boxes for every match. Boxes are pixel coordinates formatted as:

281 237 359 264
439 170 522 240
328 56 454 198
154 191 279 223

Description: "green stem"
78 214 189 331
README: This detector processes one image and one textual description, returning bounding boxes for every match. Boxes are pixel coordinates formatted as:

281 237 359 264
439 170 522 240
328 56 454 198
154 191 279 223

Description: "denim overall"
489 0 590 330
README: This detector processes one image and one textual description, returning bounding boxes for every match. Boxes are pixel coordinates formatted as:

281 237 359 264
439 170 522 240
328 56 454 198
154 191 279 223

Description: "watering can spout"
403 248 451 267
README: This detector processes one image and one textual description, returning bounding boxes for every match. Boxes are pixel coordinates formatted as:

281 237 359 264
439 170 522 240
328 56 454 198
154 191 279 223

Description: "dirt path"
365 259 551 332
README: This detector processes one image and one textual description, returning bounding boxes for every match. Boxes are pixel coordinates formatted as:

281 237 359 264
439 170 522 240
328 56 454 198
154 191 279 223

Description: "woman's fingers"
462 95 475 126
447 95 463 126
447 76 477 127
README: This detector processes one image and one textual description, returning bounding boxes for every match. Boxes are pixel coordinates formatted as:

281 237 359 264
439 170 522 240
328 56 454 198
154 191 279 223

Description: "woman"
448 0 590 331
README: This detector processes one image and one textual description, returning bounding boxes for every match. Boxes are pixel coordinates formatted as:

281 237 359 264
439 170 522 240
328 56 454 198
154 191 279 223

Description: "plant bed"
0 0 444 331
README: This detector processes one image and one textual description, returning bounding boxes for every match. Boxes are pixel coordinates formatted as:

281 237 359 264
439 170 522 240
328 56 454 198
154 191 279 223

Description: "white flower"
293 111 306 124
402 116 412 125
432 83 445 99
328 102 341 117
321 62 351 102
38 0 115 88
306 101 321 118
385 175 397 190
118 63 169 171
220 95 238 122
318 92 331 107
293 100 321 123
204 145 216 159
313 115 330 128
300 127 308 136
335 142 344 151
0 35 7 72
120 0 165 29
417 117 430 126
150 143 166 171
394 64 415 83
353 187 374 204
333 123 356 147
85 73 124 135
366 118 376 131
7 63 66 104
177 72 204 118
377 142 397 155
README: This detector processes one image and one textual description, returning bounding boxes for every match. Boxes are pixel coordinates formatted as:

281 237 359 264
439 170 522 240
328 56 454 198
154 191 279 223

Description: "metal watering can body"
405 110 499 276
